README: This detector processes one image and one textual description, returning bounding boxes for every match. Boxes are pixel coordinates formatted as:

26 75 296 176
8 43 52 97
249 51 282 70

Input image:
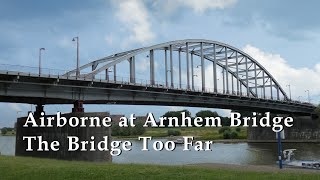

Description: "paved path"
188 163 320 174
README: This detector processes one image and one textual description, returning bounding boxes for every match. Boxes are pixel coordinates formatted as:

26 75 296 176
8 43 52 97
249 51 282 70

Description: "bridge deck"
0 71 315 115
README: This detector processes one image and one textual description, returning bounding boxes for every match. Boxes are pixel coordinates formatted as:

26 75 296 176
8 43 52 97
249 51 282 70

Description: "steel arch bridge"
65 39 288 101
0 39 315 115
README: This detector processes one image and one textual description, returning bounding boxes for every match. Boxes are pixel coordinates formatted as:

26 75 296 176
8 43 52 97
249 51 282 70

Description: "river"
1 136 320 165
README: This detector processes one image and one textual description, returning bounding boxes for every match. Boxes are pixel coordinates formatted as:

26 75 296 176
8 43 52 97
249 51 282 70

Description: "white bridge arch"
64 39 288 101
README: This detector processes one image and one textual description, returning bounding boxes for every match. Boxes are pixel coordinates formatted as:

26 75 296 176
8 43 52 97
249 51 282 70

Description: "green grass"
0 156 319 180
2 127 247 140
0 130 16 136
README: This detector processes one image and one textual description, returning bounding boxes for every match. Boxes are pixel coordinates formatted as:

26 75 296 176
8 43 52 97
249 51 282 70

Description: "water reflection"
1 136 319 166
0 136 15 156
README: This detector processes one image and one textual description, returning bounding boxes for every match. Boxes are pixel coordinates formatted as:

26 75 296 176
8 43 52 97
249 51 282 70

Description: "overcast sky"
0 0 320 127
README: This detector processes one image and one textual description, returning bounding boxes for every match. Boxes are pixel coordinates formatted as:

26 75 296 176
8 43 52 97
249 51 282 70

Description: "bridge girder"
63 39 289 101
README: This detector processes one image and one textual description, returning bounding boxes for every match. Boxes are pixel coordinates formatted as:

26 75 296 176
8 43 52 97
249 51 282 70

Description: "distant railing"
0 63 314 106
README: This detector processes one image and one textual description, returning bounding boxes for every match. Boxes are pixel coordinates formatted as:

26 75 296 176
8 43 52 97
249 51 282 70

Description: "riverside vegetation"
111 110 247 140
0 127 15 136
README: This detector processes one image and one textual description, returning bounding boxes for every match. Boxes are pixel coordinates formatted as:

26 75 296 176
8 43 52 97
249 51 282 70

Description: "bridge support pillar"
16 112 112 162
35 104 44 116
72 100 84 112
247 114 320 142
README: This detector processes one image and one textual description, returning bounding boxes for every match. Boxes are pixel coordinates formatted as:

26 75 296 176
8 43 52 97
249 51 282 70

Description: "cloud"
177 0 237 13
220 0 320 41
152 0 237 15
113 0 155 47
136 57 150 72
243 45 320 103
105 34 114 45
8 103 23 112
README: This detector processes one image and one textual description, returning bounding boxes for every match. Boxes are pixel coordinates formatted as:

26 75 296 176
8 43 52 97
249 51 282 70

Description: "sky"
0 0 320 127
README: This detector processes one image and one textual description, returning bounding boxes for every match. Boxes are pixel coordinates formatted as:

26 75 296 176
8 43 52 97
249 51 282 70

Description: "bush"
167 129 181 136
111 124 120 136
112 120 147 136
130 121 146 135
223 130 239 139
1 128 7 135
230 131 239 139
111 124 131 136
119 127 131 136
235 127 241 132
218 127 231 134
223 131 231 139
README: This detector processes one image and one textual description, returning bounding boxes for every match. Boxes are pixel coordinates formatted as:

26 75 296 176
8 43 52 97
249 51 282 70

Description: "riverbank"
116 127 247 140
0 156 319 180
0 130 15 136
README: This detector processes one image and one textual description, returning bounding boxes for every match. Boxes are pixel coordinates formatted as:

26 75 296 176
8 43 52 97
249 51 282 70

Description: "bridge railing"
0 64 314 106
0 64 68 76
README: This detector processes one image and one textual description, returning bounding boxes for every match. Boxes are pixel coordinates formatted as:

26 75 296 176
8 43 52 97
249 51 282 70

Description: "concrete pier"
15 112 112 162
248 115 320 142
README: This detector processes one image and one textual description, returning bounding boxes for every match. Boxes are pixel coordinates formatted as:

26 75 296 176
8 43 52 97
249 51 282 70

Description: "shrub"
131 121 146 135
218 127 231 134
223 131 231 139
1 128 7 135
111 124 120 136
223 130 239 139
167 129 181 136
235 127 241 132
230 131 239 139
119 127 131 136
111 124 131 136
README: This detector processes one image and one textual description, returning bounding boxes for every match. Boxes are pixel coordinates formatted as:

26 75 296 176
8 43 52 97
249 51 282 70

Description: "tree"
111 124 121 136
195 110 232 126
1 128 7 135
231 110 253 118
218 127 231 134
131 120 146 135
221 117 231 126
162 109 192 127
195 110 219 119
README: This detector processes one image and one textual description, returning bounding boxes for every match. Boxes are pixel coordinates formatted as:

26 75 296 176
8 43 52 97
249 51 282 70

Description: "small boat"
173 138 184 144
281 149 320 169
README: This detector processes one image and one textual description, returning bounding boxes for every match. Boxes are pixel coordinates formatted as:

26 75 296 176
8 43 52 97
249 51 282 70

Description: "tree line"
161 109 231 127
0 127 15 135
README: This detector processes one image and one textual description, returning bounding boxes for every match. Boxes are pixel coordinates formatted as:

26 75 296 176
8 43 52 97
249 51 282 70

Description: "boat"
281 149 320 169
173 138 184 144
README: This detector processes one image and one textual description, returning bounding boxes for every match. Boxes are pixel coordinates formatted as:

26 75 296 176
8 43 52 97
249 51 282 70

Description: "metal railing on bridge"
0 63 315 106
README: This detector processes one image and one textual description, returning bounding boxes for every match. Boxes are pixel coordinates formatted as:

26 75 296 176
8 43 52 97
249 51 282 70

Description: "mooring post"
72 100 84 112
277 131 283 169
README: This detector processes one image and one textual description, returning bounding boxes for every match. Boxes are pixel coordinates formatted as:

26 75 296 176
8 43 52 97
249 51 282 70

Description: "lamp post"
298 96 301 102
39 48 45 75
305 90 310 103
72 37 79 77
286 84 291 100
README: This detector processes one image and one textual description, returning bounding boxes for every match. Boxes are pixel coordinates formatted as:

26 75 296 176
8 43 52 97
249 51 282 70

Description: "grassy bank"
0 130 16 136
0 127 247 140
118 127 247 140
0 156 319 180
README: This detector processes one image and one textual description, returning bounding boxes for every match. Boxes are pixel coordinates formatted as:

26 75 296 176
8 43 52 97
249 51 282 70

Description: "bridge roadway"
0 71 315 115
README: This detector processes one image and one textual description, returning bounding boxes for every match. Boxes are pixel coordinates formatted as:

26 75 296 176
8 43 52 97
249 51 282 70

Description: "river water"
1 136 320 165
